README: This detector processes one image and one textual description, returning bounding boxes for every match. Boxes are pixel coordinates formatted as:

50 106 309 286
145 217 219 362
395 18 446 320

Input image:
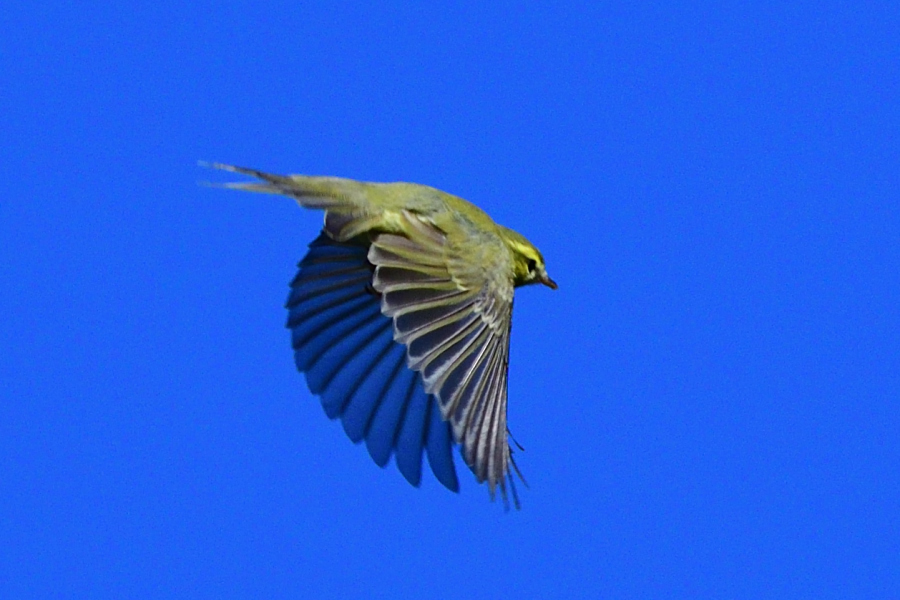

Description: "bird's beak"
541 275 558 290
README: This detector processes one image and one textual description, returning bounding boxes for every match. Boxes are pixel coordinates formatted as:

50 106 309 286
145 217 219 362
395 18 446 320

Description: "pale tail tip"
196 162 284 194
197 161 254 188
197 160 240 172
197 180 257 190
197 161 238 188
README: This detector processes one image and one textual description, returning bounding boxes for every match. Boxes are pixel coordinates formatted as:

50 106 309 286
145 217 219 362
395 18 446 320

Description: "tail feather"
199 161 368 211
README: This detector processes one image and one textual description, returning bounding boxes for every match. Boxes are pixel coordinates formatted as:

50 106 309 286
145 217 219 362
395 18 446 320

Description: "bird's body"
211 163 555 508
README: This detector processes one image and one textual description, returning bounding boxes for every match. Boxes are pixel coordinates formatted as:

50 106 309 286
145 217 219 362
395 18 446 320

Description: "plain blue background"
2 2 898 598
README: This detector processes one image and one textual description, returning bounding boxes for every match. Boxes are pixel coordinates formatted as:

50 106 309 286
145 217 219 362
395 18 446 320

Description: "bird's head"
500 227 557 289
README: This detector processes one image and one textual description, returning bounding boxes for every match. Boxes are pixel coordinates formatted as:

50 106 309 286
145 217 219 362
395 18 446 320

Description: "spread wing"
286 233 459 492
368 211 522 506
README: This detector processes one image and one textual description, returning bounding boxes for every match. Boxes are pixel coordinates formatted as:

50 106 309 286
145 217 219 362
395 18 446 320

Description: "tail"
198 161 371 211
198 161 296 195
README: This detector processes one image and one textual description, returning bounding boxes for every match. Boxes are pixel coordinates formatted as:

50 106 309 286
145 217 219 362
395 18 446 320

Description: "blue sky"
2 2 898 598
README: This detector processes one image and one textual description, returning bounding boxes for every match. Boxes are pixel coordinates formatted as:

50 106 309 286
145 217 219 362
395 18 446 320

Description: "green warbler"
210 163 556 508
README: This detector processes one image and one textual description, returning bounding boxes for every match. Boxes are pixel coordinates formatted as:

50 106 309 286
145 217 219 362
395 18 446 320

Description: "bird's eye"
527 259 537 273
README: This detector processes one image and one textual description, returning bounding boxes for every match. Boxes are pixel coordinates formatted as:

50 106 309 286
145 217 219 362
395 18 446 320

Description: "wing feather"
286 233 458 490
364 348 411 466
425 398 460 492
393 301 473 343
368 212 520 503
441 331 495 422
340 332 402 443
380 283 473 315
394 374 428 486
408 314 483 370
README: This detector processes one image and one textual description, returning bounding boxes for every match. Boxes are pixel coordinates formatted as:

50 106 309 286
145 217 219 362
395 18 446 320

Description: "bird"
208 162 556 508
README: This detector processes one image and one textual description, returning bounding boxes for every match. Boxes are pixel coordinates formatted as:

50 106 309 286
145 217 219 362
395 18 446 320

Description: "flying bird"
209 163 556 508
